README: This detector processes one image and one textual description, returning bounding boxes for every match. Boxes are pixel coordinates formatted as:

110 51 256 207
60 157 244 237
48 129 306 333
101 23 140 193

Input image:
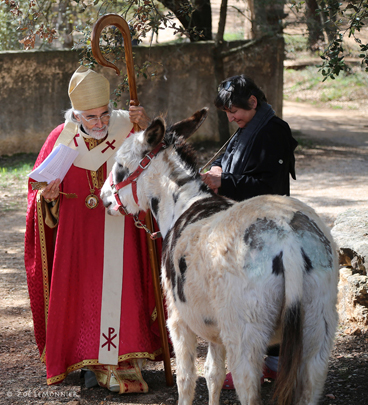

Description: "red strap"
109 171 114 187
132 181 139 205
109 141 166 219
137 210 147 222
110 172 139 207
126 128 135 139
113 142 166 192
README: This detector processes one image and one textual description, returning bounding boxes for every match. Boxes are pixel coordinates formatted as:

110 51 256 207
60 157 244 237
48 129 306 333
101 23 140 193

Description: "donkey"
101 108 339 405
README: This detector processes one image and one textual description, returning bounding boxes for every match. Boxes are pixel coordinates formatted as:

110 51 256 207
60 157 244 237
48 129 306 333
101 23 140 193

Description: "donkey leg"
295 306 337 404
204 342 226 405
224 323 268 405
168 312 197 405
295 332 331 405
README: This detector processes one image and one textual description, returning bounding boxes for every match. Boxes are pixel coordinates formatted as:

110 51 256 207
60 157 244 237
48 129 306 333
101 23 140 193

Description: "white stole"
98 157 125 365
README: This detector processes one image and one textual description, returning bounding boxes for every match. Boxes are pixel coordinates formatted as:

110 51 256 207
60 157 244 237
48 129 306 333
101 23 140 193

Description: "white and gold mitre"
68 66 110 111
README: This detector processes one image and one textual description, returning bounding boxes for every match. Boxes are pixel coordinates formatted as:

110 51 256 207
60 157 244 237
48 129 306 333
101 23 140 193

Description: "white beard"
86 126 108 139
79 124 108 139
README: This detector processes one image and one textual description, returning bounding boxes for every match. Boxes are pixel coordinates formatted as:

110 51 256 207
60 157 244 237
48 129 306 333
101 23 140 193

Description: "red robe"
24 123 163 385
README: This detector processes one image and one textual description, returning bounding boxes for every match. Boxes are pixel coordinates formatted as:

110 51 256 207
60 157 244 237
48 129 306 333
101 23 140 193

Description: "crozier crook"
91 14 174 387
91 14 139 130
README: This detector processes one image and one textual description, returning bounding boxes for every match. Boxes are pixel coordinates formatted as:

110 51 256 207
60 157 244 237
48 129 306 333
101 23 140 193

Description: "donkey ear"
144 117 166 149
170 108 209 140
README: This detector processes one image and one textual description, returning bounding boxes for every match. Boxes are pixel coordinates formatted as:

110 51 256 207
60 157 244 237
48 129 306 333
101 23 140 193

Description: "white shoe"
108 373 120 392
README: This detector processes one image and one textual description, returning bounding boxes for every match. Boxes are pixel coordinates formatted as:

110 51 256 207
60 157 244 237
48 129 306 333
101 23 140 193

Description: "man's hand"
129 105 151 130
200 166 222 194
42 179 61 201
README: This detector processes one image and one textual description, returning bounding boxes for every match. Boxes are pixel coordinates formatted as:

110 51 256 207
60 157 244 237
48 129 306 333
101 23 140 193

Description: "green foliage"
0 8 23 50
1 0 200 51
1 0 175 104
0 0 58 49
288 1 368 80
284 66 368 107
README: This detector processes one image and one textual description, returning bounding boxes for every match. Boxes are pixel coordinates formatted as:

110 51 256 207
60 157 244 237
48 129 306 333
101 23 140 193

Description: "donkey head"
101 107 208 217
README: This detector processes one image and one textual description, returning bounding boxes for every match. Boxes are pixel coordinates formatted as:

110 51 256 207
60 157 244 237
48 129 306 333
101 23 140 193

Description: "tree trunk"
191 0 212 40
248 0 286 38
213 0 230 143
305 0 325 50
58 0 74 48
216 0 228 43
159 0 212 41
319 0 339 43
213 45 230 144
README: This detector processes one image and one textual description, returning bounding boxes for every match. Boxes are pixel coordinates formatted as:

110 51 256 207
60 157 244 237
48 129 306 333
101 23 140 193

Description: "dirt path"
284 100 368 149
284 100 368 228
1 101 368 404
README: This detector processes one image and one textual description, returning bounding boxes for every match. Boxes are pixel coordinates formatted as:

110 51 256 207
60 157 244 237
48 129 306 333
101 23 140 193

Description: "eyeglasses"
81 113 111 125
218 80 234 92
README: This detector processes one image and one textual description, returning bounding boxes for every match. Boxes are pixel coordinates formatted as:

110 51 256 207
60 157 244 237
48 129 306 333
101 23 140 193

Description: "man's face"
75 105 110 139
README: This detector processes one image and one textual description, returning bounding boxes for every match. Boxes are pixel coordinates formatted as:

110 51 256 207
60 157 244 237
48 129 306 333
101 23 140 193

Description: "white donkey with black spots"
101 108 339 405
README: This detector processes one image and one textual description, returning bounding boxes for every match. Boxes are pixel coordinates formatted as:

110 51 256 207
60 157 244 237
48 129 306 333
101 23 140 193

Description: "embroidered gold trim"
46 348 163 385
129 358 149 393
89 167 105 189
90 170 99 189
97 165 105 188
36 192 51 334
40 347 46 363
85 137 98 149
89 360 149 394
84 137 105 189
117 348 163 363
151 307 157 324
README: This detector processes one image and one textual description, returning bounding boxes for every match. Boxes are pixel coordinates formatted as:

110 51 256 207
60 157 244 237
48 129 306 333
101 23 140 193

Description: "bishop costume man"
24 66 164 393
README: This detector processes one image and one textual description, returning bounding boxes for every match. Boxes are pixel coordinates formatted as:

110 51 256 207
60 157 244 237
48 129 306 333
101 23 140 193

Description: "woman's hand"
200 166 222 194
129 105 151 130
42 179 61 201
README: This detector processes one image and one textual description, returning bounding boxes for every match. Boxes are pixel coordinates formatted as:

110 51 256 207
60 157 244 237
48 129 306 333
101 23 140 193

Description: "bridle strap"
109 141 166 221
112 141 166 193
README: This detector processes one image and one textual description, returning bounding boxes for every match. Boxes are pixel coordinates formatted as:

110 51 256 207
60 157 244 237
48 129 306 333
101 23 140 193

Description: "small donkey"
101 108 339 405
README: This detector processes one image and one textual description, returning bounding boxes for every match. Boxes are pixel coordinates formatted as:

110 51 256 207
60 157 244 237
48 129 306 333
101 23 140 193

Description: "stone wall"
332 209 368 327
0 38 284 156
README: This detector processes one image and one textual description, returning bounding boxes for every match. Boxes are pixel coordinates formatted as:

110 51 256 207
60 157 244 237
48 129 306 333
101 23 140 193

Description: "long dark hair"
214 75 267 111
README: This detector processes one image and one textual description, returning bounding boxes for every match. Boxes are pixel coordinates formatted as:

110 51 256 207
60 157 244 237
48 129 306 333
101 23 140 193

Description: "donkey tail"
273 243 305 405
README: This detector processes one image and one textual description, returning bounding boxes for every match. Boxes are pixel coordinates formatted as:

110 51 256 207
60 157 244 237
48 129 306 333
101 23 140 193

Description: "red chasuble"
24 123 164 385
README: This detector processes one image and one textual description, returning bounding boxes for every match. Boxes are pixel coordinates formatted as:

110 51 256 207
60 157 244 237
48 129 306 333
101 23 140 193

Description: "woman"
201 75 298 389
201 75 298 201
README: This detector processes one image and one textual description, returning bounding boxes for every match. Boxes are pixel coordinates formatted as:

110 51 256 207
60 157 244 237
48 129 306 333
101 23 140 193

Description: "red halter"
109 141 166 220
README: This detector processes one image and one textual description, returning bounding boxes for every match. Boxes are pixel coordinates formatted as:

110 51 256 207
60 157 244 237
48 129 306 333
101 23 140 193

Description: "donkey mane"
164 130 198 176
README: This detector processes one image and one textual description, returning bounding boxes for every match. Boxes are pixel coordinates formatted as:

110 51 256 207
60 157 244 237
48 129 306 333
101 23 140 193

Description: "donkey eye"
115 163 129 184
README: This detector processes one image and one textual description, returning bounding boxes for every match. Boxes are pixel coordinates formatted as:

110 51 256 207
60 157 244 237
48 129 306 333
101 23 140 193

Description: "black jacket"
212 116 298 201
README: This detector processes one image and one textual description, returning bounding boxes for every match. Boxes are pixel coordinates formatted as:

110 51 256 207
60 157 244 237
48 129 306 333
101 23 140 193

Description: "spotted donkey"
101 108 339 405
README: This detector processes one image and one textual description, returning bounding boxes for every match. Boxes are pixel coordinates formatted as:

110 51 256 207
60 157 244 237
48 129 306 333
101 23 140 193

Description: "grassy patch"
284 66 368 106
0 153 37 170
0 153 36 187
0 153 37 212
292 130 316 151
223 32 245 41
284 34 309 56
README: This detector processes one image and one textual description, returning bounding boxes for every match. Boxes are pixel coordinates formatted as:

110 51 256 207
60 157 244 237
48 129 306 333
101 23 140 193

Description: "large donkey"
101 108 339 405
